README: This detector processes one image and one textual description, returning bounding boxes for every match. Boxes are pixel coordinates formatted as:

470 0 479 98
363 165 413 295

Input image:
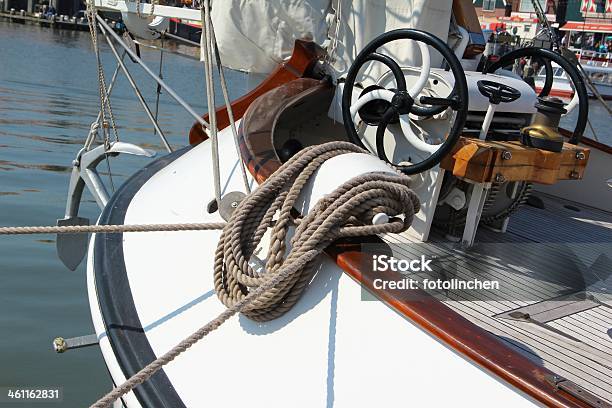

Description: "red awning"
481 22 507 31
560 21 612 33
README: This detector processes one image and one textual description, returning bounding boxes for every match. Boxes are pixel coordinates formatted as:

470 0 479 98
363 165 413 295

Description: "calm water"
0 18 611 408
0 20 246 407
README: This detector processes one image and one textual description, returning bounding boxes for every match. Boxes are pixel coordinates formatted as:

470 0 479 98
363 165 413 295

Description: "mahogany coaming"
188 40 326 145
235 79 593 407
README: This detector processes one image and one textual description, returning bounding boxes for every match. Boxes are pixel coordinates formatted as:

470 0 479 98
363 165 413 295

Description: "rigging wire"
153 33 164 139
83 52 126 151
201 0 222 205
209 22 251 193
85 4 119 146
85 2 120 192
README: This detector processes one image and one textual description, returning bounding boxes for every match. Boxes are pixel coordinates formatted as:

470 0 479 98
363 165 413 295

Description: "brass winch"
521 96 567 153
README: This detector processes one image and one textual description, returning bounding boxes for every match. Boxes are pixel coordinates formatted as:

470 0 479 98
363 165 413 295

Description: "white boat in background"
52 0 612 407
535 62 612 100
572 47 612 68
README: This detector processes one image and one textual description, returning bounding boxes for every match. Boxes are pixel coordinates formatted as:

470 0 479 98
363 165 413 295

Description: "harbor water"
0 18 610 407
0 20 247 406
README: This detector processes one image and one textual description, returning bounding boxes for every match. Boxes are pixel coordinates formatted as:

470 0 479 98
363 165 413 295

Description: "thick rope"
0 223 226 235
214 142 420 321
89 141 420 407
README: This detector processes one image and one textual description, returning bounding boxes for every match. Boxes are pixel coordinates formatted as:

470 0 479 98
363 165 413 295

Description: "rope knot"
214 141 420 322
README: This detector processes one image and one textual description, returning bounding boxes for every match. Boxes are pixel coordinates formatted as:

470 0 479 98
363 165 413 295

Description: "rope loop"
214 141 420 321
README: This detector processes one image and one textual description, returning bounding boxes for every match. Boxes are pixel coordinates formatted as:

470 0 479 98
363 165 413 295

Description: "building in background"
473 0 512 20
473 0 554 38
500 0 556 40
474 0 612 47
559 0 612 54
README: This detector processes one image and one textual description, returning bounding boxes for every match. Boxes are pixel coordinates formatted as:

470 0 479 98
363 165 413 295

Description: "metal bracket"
218 191 246 221
548 374 612 408
53 334 99 353
461 182 491 248
56 142 155 271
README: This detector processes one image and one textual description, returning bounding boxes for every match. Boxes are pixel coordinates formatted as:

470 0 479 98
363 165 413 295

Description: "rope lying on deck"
0 141 418 407
214 142 420 322
87 142 419 408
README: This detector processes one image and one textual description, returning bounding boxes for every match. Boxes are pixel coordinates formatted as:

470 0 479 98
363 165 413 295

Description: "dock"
1 9 91 30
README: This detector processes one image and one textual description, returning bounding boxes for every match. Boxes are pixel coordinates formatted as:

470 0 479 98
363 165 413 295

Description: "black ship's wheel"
484 47 588 144
341 29 469 175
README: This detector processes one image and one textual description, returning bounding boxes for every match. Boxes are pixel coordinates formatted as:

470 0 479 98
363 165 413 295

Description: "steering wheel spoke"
350 88 396 122
418 96 460 109
364 53 407 91
408 41 431 99
398 115 441 154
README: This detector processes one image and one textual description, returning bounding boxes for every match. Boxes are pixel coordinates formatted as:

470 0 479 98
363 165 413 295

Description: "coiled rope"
0 141 419 407
87 142 418 407
214 142 420 321
87 142 420 407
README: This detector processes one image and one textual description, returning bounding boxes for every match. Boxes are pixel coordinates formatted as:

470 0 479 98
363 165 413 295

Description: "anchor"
56 141 155 270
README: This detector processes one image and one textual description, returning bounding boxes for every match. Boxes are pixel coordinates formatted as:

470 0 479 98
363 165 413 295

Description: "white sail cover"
212 0 453 76
211 0 331 74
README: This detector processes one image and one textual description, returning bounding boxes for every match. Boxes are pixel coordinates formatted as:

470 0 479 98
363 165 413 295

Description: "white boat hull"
87 126 537 407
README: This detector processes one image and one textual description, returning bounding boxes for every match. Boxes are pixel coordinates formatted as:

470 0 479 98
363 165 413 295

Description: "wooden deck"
383 192 612 404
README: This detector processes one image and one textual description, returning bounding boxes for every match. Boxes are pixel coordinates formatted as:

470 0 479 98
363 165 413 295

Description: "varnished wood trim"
188 40 326 145
238 78 331 183
560 127 612 155
327 241 591 408
440 137 590 184
453 0 484 35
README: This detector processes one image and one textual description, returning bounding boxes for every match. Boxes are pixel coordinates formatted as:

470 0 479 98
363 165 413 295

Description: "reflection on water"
0 160 71 173
0 20 247 407
561 99 612 145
